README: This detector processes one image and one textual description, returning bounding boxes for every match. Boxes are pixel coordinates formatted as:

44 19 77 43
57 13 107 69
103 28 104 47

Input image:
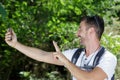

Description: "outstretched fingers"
53 41 67 64
53 41 61 52
53 41 62 60
7 28 13 41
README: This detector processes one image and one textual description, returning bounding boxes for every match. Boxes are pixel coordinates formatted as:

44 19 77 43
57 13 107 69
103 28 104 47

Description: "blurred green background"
0 0 120 80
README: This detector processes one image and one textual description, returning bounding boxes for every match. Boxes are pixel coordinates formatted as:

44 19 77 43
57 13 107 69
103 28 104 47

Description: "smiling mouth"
77 34 81 38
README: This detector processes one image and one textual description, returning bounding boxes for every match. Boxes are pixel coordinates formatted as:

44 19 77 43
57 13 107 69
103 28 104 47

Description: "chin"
80 41 85 46
80 42 83 46
80 43 84 46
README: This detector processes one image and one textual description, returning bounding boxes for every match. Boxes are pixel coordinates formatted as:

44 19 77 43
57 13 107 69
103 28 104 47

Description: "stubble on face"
78 21 88 46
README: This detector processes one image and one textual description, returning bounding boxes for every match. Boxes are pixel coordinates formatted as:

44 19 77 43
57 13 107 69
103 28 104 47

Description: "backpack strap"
71 48 83 64
111 75 114 80
93 47 105 67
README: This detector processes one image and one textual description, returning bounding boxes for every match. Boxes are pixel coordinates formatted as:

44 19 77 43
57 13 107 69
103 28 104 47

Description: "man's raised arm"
5 28 63 66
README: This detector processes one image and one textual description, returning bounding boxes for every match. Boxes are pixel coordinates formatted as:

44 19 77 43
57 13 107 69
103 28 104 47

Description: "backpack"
71 47 114 80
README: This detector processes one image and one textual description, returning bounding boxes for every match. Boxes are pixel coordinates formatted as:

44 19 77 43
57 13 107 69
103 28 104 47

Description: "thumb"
53 41 61 52
7 28 15 36
11 28 16 37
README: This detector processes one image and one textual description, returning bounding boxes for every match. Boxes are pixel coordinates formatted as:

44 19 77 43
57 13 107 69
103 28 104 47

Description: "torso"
63 47 117 80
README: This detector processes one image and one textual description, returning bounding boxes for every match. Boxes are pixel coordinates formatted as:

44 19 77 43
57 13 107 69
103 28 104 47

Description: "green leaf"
60 0 65 5
75 7 81 15
0 3 7 20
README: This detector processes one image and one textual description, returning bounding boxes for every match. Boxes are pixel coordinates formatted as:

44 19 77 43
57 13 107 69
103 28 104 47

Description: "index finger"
53 41 61 52
7 28 12 32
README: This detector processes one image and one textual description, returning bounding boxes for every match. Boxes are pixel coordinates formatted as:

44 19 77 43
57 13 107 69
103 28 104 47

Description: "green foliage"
0 0 120 80
101 34 120 55
19 71 66 80
0 2 7 20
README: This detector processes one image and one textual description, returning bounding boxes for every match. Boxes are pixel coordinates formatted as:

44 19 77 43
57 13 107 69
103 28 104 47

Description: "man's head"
77 15 104 45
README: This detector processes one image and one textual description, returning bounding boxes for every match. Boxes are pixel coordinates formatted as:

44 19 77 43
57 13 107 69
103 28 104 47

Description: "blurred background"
0 0 120 80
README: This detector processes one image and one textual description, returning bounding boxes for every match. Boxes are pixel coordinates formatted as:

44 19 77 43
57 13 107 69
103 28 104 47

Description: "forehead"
80 21 86 25
79 21 87 28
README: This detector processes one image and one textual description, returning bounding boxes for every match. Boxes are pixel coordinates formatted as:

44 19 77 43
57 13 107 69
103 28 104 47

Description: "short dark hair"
81 15 104 40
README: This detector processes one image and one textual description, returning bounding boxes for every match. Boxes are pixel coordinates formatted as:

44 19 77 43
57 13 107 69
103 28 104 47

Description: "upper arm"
96 52 117 79
89 52 117 80
89 67 107 80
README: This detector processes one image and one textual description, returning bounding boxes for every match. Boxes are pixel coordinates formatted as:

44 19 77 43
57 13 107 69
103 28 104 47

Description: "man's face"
77 21 89 46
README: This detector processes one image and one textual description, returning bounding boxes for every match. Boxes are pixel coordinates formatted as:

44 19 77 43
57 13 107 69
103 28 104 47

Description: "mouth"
77 34 81 38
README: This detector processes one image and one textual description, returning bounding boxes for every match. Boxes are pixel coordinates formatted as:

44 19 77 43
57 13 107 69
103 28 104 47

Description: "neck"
85 40 100 57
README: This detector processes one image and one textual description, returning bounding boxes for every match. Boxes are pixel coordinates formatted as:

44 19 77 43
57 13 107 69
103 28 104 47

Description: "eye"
79 27 82 31
78 26 81 30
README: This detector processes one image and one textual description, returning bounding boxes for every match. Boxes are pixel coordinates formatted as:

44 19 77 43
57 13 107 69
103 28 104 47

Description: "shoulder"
99 48 117 66
103 49 117 61
97 48 117 79
100 49 117 67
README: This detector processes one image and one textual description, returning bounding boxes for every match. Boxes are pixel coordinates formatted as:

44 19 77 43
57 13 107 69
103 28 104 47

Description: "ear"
88 27 95 34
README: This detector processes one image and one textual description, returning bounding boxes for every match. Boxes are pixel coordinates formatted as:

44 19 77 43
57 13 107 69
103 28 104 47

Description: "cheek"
81 32 87 40
85 33 90 39
82 31 87 37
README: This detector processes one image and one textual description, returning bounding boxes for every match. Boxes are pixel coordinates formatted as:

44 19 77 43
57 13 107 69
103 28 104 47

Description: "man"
5 15 117 80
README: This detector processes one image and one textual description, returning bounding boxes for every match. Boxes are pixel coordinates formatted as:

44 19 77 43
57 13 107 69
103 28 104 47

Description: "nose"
76 29 81 37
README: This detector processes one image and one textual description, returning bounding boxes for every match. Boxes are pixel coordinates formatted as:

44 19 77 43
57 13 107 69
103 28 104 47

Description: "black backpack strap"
93 47 105 67
71 48 83 64
111 75 114 80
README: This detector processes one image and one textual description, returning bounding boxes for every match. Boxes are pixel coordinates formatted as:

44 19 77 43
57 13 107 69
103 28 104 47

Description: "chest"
71 47 105 71
76 52 96 71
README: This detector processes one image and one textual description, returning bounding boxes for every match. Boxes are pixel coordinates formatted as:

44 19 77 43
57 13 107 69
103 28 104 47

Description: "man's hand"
53 41 68 65
5 28 17 48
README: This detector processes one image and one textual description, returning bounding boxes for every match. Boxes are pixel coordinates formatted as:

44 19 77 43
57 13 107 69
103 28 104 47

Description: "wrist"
63 59 71 68
12 42 17 48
